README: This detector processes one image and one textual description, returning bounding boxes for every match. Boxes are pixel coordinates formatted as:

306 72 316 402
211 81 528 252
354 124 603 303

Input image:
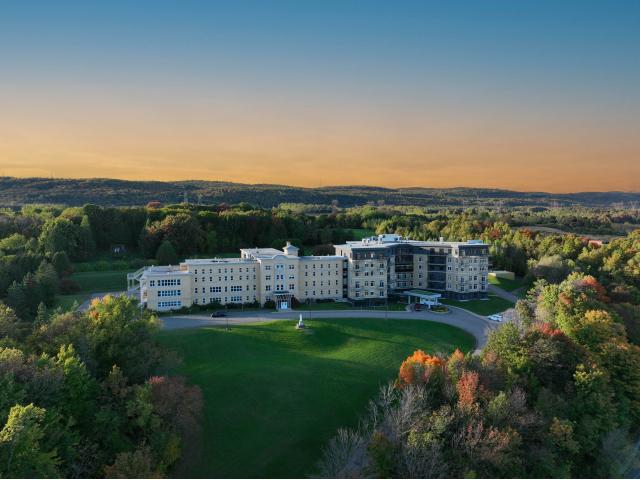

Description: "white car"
487 314 503 322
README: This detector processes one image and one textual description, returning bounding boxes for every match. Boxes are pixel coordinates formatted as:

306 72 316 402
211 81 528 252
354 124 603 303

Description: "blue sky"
1 0 638 191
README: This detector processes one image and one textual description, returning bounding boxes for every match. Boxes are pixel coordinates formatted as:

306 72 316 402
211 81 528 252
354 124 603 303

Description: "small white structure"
296 314 306 329
403 290 442 309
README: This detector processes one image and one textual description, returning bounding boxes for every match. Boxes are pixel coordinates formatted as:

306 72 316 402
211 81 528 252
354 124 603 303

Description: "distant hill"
0 177 638 208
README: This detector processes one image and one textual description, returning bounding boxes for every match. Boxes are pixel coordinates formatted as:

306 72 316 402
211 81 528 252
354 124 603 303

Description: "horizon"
1 1 639 192
2 175 639 195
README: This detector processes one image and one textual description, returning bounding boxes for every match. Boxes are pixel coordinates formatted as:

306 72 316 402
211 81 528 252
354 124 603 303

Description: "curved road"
160 307 496 352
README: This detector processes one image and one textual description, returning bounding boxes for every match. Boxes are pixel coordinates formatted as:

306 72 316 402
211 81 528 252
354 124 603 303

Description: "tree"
156 240 178 265
38 217 95 261
0 303 22 340
86 295 162 382
51 251 72 277
35 261 59 305
0 403 59 477
103 444 164 478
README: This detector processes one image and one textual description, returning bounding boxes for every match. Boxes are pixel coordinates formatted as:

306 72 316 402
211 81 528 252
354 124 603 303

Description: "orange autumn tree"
397 349 445 387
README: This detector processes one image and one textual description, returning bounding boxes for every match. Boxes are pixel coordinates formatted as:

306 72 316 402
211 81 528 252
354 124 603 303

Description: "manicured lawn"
158 317 474 478
488 275 528 293
441 295 514 316
69 269 133 293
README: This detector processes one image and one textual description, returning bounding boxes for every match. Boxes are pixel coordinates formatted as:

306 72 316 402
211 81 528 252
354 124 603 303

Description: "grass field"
488 275 529 293
159 317 474 478
69 269 133 293
441 295 515 316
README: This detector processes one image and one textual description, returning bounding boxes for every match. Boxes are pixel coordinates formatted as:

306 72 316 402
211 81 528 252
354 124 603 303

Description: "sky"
0 0 639 192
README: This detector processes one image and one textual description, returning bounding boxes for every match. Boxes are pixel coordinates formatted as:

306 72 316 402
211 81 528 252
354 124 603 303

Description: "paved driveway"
160 307 496 352
488 284 521 303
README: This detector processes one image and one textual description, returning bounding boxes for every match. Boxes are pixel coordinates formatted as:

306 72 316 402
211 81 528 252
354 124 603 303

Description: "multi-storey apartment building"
137 235 489 311
334 234 489 301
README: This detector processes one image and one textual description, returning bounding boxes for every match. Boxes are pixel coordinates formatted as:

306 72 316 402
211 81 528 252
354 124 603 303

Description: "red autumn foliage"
488 228 502 240
559 292 573 306
457 370 480 408
576 276 610 303
397 350 444 386
536 322 565 338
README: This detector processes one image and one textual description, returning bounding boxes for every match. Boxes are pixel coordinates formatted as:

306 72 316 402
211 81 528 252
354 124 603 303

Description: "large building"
134 235 489 311
334 234 489 301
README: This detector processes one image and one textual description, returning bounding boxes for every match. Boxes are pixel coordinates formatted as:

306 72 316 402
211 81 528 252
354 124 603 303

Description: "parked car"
487 314 503 322
211 311 227 318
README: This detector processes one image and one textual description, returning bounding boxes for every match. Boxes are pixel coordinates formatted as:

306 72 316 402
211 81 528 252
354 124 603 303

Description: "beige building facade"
139 242 345 311
137 236 489 311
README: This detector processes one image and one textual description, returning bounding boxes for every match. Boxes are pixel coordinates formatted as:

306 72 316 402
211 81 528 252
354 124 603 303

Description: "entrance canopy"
402 290 442 306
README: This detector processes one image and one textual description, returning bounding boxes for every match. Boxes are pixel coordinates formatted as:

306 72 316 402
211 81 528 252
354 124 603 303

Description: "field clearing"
69 269 133 293
159 317 474 478
441 295 514 316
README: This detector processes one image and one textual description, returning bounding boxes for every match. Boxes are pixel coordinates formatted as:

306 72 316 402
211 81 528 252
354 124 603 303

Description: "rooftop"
336 234 486 249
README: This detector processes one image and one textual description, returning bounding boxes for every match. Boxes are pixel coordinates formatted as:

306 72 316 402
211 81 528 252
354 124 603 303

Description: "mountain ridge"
0 176 638 208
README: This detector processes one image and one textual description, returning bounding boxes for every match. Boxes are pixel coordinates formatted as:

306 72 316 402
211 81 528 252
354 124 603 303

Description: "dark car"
211 311 227 318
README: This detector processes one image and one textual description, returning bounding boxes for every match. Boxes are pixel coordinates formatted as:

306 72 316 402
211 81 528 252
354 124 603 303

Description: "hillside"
0 177 638 208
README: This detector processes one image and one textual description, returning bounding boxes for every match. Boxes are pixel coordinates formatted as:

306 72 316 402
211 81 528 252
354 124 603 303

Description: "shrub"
112 260 129 270
94 260 111 271
59 278 81 294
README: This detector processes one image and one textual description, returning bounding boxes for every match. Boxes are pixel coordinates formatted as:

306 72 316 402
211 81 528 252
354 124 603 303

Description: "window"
150 280 155 287
266 285 271 291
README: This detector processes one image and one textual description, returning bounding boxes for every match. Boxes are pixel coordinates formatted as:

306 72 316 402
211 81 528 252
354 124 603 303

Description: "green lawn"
158 317 474 478
488 275 528 293
441 295 515 316
69 269 133 293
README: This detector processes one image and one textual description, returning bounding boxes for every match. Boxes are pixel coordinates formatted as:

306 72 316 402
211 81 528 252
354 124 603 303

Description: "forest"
1 176 639 208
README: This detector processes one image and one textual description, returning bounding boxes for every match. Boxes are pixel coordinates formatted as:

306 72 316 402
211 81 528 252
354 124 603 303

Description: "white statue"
296 314 305 329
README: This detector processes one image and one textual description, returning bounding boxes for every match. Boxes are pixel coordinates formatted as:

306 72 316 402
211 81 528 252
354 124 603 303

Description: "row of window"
158 300 182 308
304 290 340 297
195 285 256 294
195 275 257 283
193 267 256 275
158 289 181 297
305 280 339 287
354 281 385 288
193 295 256 304
354 290 385 297
150 278 182 287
